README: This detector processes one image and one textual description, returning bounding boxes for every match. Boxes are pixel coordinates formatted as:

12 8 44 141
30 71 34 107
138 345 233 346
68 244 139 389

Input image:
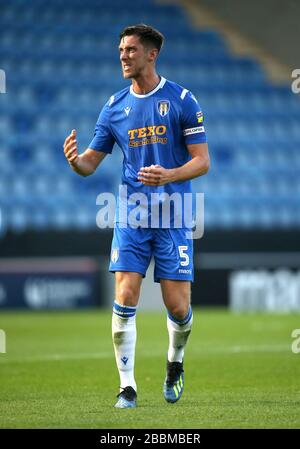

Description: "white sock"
112 301 137 392
167 306 193 363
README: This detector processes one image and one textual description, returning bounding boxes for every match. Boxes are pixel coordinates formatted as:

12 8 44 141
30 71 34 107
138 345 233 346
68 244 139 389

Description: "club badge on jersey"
157 100 170 117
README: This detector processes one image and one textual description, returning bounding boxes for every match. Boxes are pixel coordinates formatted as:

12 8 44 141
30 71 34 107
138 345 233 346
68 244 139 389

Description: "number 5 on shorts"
178 246 189 266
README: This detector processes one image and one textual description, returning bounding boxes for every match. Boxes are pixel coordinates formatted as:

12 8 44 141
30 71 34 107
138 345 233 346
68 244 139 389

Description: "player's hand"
138 164 174 186
63 129 79 165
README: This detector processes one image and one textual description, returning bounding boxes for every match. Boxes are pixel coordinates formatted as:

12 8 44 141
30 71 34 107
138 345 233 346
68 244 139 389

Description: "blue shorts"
109 224 194 283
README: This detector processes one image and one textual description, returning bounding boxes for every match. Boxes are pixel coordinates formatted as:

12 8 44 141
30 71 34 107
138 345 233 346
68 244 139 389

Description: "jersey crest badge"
157 100 170 117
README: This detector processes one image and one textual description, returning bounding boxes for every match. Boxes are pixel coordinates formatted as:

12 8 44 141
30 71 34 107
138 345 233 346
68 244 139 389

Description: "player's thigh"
109 225 152 278
115 271 143 307
160 279 191 319
153 228 194 284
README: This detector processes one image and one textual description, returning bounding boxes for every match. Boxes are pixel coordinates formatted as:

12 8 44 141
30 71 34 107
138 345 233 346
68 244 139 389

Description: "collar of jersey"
130 76 166 98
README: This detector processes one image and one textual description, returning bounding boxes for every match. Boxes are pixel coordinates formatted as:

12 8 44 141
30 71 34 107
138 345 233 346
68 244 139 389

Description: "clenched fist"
138 164 174 186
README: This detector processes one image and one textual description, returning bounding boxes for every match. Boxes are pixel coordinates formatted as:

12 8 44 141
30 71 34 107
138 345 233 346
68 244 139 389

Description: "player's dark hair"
119 24 164 53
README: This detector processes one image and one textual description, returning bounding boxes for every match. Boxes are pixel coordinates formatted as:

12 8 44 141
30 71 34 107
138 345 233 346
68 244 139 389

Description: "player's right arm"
64 99 115 175
64 129 107 176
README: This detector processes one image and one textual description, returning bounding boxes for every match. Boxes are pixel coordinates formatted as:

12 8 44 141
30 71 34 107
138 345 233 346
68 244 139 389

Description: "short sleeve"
88 101 115 153
181 91 207 145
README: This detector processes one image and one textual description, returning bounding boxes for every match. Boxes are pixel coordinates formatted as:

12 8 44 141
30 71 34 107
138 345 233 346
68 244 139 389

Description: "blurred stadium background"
0 0 300 312
1 0 300 430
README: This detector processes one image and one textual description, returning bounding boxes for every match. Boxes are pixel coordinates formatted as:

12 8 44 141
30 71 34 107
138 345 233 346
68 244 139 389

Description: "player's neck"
131 72 161 95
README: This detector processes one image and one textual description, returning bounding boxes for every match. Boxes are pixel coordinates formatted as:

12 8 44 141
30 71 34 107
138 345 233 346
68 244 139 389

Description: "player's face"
119 35 152 79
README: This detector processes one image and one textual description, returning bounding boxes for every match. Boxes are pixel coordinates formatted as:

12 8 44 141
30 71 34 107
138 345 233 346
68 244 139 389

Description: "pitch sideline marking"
0 344 290 364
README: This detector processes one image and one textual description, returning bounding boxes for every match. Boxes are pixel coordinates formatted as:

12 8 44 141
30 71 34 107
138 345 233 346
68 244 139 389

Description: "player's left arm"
138 142 209 186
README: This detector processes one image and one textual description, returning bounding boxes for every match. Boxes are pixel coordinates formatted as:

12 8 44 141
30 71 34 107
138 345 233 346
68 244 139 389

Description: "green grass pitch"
0 308 300 429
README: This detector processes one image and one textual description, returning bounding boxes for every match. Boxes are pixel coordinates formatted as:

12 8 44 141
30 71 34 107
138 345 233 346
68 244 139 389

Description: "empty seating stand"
0 0 299 233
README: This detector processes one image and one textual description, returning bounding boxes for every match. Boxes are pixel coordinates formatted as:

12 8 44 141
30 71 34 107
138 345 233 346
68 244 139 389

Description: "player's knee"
169 303 190 321
117 285 139 306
